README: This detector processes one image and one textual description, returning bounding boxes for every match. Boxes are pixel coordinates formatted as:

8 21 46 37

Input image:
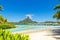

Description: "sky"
0 0 60 22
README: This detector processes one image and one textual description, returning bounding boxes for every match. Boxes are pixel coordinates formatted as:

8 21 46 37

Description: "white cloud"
26 14 33 19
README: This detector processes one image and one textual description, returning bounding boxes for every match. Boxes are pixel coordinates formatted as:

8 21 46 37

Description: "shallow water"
7 25 60 32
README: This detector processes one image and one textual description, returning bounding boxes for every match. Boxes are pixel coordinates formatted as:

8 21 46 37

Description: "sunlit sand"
13 30 56 40
29 31 56 40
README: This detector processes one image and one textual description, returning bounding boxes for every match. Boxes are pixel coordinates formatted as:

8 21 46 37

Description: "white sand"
13 29 56 40
29 31 56 40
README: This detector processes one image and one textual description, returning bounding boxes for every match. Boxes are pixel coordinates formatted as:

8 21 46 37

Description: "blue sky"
0 0 59 22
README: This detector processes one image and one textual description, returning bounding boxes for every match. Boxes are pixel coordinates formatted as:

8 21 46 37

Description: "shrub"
0 24 16 29
0 29 29 40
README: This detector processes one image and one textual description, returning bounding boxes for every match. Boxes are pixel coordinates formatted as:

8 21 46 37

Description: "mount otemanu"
19 16 37 24
9 16 37 25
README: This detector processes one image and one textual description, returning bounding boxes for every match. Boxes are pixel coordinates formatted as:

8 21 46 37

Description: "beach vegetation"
0 29 29 40
53 1 60 23
0 5 3 11
0 6 16 29
0 15 16 29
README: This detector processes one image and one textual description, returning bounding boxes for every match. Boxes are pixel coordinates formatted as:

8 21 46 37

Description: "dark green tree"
53 10 60 19
53 5 60 10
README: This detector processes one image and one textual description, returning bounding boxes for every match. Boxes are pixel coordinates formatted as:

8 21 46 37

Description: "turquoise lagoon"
6 24 60 33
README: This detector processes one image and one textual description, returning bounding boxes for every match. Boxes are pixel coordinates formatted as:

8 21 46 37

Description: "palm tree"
53 10 60 19
54 5 60 10
53 5 60 23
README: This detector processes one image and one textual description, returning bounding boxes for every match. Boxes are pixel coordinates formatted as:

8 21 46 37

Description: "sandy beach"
29 31 56 40
12 29 57 40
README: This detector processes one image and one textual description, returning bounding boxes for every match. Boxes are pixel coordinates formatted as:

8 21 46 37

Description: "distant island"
9 15 60 25
19 16 37 24
9 16 38 25
9 16 60 25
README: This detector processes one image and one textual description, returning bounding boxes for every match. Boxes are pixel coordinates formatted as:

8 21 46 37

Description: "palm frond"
54 5 60 10
53 11 60 19
0 5 3 11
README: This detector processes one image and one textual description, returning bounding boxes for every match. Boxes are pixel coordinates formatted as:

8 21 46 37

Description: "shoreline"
12 29 57 40
12 29 52 34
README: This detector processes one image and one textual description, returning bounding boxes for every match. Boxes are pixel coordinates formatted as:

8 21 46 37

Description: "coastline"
12 29 56 40
12 29 52 34
11 28 60 40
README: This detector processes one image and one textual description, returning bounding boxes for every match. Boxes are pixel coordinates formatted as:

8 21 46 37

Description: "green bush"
0 15 16 29
0 29 29 40
0 24 16 29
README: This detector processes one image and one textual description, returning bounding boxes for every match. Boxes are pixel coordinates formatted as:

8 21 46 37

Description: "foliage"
0 24 15 29
53 11 60 19
53 2 60 20
0 5 3 11
0 15 16 29
0 15 8 24
0 5 16 29
0 29 29 40
54 5 60 10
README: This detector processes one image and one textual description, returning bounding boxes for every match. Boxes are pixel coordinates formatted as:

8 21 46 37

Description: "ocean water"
7 25 60 32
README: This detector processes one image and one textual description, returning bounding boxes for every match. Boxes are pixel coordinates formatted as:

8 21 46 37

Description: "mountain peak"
19 16 37 24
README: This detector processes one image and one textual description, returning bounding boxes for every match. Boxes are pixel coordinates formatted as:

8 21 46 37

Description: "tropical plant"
0 5 16 29
0 5 3 11
0 29 29 40
53 10 60 19
0 15 16 29
53 4 60 22
54 5 60 10
0 15 8 24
